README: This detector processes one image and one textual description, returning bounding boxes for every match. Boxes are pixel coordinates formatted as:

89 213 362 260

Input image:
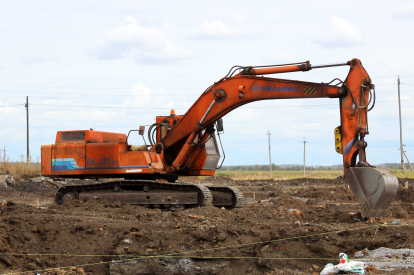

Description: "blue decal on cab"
52 158 80 170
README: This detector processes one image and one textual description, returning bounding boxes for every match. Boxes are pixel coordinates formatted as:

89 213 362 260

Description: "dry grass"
217 169 414 181
2 158 410 180
390 169 414 179
215 170 344 180
0 157 41 178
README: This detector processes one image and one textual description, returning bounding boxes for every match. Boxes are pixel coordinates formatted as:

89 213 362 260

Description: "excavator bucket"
345 167 398 218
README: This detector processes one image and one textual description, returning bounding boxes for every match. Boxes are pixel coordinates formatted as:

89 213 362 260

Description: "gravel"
292 196 309 202
354 247 414 271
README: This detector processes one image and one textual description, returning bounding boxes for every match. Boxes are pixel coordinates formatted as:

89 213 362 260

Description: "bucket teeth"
345 167 398 218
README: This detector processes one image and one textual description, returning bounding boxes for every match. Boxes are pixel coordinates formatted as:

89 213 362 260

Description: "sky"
0 0 414 167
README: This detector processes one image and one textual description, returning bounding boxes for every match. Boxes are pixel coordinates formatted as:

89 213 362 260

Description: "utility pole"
267 131 272 179
303 138 307 177
402 149 414 171
3 146 5 162
398 76 404 170
399 145 413 171
25 96 29 163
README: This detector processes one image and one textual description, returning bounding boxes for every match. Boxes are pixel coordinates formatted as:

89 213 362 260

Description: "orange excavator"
41 58 398 218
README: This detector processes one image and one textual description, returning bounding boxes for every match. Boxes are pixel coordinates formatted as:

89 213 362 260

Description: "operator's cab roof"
55 130 126 143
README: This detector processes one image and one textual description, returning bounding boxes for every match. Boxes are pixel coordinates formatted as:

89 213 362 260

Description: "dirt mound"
395 178 414 203
0 177 412 274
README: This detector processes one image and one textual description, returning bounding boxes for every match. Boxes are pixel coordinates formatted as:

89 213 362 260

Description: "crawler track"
207 186 245 209
55 180 245 210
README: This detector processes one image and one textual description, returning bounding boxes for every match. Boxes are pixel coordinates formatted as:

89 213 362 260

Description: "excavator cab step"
345 167 398 218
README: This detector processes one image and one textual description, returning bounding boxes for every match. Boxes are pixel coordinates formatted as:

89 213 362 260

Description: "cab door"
202 134 220 170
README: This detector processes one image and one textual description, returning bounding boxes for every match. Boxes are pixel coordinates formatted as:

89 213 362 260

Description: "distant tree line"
217 163 411 171
375 163 413 170
218 164 343 171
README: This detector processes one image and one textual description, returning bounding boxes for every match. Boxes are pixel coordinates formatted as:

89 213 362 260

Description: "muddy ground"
0 176 414 274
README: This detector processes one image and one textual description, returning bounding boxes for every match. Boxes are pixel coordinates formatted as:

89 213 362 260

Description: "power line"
0 84 201 90
29 103 188 109
0 83 413 101
0 82 412 97
2 88 413 101
23 98 414 109
0 102 337 109
0 98 410 110
2 89 414 110
225 140 408 145
371 76 399 79
1 75 413 89
0 89 199 97
0 104 24 108
0 96 27 100
375 89 414 94
27 103 339 109
0 95 195 102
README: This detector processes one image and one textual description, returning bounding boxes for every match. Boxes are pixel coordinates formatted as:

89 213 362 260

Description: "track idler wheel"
61 191 79 203
345 167 398 218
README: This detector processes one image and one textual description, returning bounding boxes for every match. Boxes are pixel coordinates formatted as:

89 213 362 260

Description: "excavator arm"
163 58 398 218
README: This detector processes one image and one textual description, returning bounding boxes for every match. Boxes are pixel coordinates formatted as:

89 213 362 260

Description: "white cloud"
123 83 152 107
393 4 414 19
119 3 145 14
234 13 246 21
121 84 177 114
0 105 21 115
91 16 190 64
390 61 405 70
313 15 363 48
191 21 240 40
273 52 295 62
20 56 53 65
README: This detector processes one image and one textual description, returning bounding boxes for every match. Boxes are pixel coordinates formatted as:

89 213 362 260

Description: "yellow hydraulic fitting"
334 126 342 154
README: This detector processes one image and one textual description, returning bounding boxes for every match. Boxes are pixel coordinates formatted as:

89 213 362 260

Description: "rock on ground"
355 247 414 271
0 174 15 187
